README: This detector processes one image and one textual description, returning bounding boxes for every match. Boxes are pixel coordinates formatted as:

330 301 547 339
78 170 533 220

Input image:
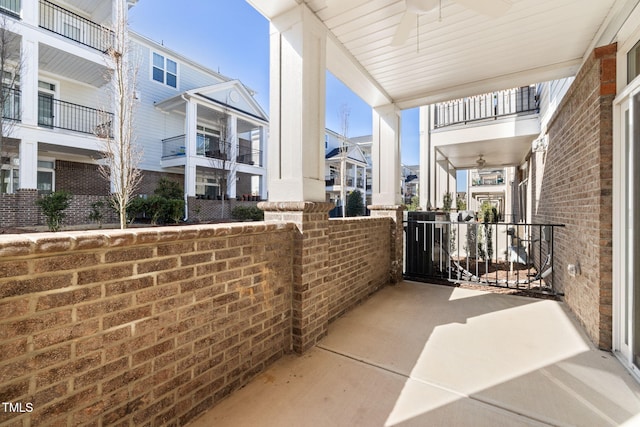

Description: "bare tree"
210 109 237 219
338 104 350 217
97 0 142 229
0 15 22 186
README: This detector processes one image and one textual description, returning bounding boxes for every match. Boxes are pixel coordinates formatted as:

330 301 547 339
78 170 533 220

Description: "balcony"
39 0 114 52
471 169 505 186
0 0 20 17
325 174 364 188
161 135 263 167
189 281 640 426
2 87 20 121
37 93 113 136
434 86 538 129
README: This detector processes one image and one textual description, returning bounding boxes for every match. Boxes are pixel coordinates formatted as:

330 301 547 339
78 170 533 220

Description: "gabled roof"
325 144 368 167
155 80 268 124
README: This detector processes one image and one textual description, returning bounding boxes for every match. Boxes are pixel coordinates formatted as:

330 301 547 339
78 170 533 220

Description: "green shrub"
36 190 72 232
88 200 105 228
231 205 264 221
346 189 365 217
127 197 148 223
154 177 183 200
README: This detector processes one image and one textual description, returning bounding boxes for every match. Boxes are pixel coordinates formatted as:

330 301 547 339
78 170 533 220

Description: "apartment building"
0 0 268 227
324 129 367 216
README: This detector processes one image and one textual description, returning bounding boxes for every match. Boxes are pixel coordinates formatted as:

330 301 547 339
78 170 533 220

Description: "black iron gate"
404 211 565 294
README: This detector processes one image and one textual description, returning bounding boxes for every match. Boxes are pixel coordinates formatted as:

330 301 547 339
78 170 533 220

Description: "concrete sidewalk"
188 282 640 426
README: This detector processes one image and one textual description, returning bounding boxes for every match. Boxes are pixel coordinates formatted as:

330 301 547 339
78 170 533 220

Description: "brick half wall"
0 223 294 426
327 217 392 321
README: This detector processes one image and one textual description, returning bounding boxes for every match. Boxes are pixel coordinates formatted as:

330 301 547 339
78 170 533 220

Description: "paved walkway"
189 282 640 426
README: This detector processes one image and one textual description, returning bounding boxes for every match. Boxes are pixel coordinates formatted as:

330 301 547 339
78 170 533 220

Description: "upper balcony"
430 86 541 171
0 0 21 18
37 93 113 137
434 86 538 129
39 0 114 53
161 135 264 168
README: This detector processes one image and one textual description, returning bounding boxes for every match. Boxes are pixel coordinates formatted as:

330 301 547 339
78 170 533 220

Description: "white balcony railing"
435 86 538 129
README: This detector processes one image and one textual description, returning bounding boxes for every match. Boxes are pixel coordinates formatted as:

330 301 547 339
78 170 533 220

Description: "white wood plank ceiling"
251 0 631 109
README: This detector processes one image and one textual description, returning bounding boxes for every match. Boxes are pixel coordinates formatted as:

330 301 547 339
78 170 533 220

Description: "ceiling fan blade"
454 0 512 17
391 11 417 47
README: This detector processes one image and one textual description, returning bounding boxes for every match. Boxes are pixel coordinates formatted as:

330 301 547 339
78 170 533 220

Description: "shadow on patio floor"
188 281 640 426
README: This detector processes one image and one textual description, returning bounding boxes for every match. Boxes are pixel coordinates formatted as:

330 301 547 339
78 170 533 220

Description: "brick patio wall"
0 223 294 426
532 43 616 349
327 217 392 321
0 215 394 425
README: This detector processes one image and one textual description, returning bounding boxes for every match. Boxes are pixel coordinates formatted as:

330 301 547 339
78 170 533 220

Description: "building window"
37 160 55 194
196 125 221 157
196 175 219 199
152 53 178 88
628 39 640 84
0 158 55 194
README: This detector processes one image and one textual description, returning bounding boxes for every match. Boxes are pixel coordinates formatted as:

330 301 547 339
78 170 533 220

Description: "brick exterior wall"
137 171 184 197
188 198 262 223
55 161 110 196
532 43 616 349
0 223 295 426
327 217 392 321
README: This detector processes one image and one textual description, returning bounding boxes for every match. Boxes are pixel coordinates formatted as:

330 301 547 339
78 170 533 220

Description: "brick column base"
368 205 405 284
258 201 334 354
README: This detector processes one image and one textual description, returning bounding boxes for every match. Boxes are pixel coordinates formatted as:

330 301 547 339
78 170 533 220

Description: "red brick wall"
0 223 294 426
327 217 392 321
532 43 616 348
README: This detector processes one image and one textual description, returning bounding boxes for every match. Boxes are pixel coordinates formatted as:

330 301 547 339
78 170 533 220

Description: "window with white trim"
152 52 178 88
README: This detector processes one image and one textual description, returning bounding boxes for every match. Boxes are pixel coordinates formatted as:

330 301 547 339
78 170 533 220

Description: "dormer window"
152 52 177 88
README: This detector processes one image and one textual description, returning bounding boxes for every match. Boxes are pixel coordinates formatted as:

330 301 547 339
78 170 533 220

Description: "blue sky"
128 0 421 166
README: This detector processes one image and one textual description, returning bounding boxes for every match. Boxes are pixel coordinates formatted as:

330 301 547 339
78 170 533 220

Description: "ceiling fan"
391 0 512 46
476 154 487 169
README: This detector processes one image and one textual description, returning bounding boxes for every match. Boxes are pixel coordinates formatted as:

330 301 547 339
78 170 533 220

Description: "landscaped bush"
126 178 185 225
36 190 72 232
346 189 365 217
231 205 264 221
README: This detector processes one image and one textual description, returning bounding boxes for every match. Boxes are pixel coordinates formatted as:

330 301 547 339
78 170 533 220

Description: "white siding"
539 77 574 131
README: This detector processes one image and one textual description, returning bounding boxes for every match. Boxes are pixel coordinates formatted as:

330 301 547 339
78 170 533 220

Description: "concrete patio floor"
188 281 640 426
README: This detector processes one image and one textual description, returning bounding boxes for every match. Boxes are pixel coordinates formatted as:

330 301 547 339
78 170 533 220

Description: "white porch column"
259 126 268 199
226 114 238 199
22 0 38 26
372 104 402 206
21 36 38 126
18 140 38 190
184 99 197 198
267 4 327 202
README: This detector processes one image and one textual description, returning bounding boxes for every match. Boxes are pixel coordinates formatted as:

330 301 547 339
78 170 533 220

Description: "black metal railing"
39 0 113 52
434 86 538 128
404 214 564 294
38 94 113 136
2 87 20 121
0 0 20 17
236 149 262 167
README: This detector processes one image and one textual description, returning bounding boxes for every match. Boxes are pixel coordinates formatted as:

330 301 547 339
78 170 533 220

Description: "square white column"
21 37 38 126
19 140 38 190
184 99 197 198
372 104 402 206
267 4 327 202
